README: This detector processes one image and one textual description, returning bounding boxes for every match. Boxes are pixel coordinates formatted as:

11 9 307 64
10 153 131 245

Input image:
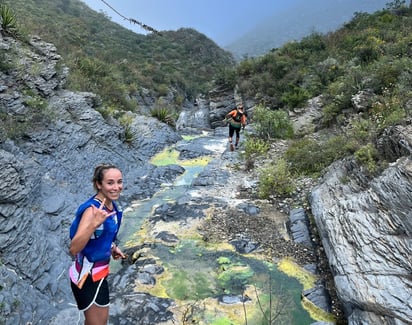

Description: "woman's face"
98 168 123 201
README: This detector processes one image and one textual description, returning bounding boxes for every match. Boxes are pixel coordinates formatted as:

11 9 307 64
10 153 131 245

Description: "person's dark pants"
228 125 241 144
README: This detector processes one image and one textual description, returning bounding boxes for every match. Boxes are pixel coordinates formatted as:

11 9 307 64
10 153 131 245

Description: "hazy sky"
80 0 302 46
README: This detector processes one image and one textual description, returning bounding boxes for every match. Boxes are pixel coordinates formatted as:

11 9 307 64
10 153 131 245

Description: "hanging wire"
100 0 161 35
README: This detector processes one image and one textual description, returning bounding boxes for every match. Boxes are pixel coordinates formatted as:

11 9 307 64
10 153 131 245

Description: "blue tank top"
69 195 123 262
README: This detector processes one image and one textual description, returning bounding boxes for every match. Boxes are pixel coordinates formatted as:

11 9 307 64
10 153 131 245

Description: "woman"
225 103 247 151
69 163 126 325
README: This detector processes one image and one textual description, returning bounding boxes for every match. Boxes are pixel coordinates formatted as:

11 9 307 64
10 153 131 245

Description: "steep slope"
3 0 234 107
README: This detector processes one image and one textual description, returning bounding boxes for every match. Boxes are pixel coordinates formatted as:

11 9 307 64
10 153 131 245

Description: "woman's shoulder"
76 196 100 214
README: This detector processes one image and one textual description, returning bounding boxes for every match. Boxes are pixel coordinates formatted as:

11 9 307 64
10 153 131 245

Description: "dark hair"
92 163 120 191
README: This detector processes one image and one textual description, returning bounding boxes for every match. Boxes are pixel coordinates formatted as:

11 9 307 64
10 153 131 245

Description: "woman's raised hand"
92 198 116 227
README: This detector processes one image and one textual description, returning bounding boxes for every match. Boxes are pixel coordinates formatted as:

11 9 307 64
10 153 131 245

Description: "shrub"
258 159 295 199
354 42 381 64
1 95 55 140
370 91 406 130
369 57 411 94
285 135 355 176
96 104 119 120
150 106 168 120
385 0 407 10
156 83 169 97
242 135 270 170
321 78 354 125
150 106 176 128
285 138 324 175
242 135 270 161
316 57 342 85
300 73 323 96
253 105 294 140
0 4 18 36
74 57 109 79
395 67 412 103
280 85 311 108
349 117 376 143
354 143 379 174
324 134 357 161
23 95 47 110
214 67 237 88
174 94 185 106
0 49 12 72
119 114 134 144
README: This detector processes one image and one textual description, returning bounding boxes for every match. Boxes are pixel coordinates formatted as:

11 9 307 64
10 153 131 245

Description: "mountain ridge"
2 0 235 106
226 0 389 59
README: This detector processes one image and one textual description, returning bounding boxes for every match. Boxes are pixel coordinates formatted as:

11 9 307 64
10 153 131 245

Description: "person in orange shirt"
225 103 247 151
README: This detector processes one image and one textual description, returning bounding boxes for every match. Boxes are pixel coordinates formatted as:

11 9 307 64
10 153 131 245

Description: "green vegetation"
222 1 411 196
118 114 134 144
227 1 412 121
217 263 254 295
284 135 356 176
258 159 296 199
0 4 18 36
3 0 234 111
242 134 270 172
243 135 270 161
0 90 54 141
150 106 176 129
354 143 380 174
252 104 294 140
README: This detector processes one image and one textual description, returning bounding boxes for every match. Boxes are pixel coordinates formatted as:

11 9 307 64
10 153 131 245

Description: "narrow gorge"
1 22 411 325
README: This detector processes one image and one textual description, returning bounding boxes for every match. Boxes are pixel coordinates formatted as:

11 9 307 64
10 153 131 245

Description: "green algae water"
113 140 327 324
152 240 314 325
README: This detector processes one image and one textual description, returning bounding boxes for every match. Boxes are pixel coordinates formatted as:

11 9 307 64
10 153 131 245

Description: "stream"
111 130 321 324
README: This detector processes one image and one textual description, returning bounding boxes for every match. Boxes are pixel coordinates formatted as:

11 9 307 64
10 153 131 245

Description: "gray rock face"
377 123 412 161
351 89 376 113
288 208 314 248
0 35 182 324
176 86 240 130
289 96 323 136
310 156 412 324
176 96 211 130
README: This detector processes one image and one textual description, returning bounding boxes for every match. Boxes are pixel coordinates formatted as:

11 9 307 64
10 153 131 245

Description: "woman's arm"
241 115 247 127
225 110 235 119
69 204 115 256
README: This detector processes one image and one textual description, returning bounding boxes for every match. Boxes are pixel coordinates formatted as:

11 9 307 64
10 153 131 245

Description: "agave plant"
0 4 17 36
150 107 176 128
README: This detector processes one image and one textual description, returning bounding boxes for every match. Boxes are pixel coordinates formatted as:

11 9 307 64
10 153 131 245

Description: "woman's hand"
91 199 116 228
111 245 126 260
69 198 116 256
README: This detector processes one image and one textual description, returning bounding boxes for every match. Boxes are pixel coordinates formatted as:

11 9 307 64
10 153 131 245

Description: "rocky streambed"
86 127 340 325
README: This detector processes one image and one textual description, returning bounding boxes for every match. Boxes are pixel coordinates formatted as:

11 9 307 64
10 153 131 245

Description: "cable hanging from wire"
100 0 161 35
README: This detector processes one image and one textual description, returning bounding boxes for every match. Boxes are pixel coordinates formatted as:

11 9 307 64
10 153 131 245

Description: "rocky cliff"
0 32 181 323
310 124 412 324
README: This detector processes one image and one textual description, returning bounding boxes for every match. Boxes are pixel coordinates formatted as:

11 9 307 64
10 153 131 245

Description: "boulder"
310 156 412 324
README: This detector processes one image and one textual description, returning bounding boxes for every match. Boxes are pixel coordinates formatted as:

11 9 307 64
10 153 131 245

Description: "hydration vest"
69 196 123 262
233 111 243 123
